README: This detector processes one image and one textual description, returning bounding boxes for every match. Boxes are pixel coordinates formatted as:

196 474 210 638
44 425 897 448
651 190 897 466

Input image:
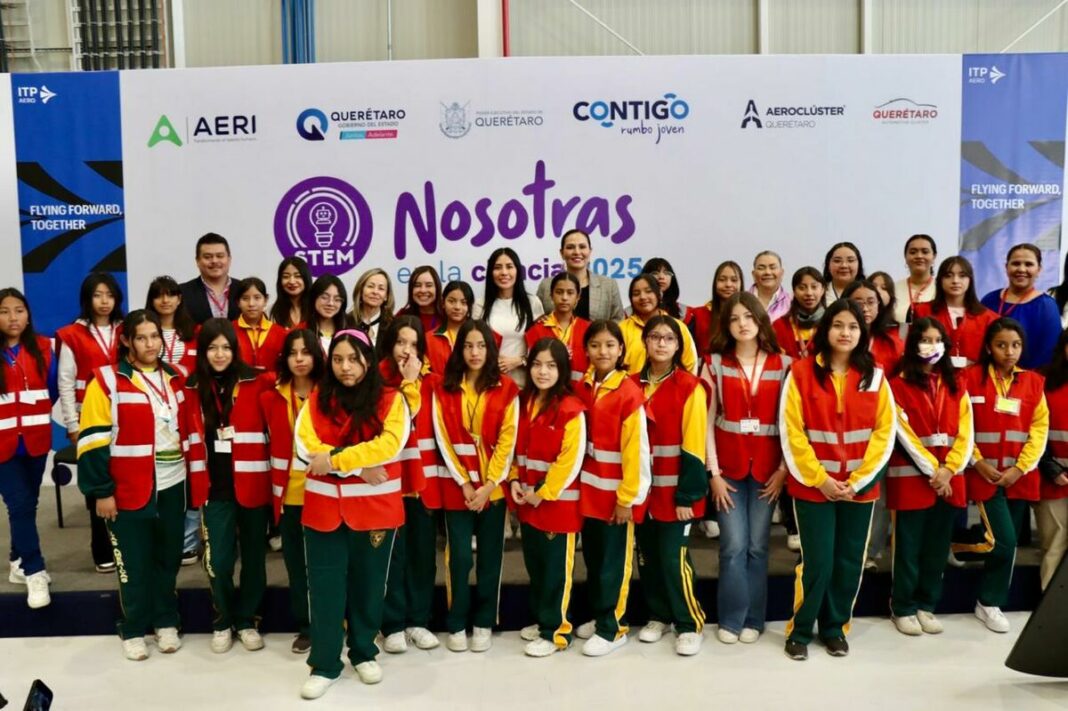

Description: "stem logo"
274 176 374 277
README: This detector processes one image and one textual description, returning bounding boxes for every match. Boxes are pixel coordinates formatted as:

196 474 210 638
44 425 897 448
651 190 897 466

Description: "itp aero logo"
16 85 57 105
968 65 1007 85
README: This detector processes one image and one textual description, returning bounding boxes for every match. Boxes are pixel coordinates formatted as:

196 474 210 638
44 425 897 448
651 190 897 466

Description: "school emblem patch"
370 530 386 548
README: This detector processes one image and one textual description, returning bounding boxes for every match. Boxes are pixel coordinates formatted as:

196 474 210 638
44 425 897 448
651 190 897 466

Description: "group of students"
1 230 1066 700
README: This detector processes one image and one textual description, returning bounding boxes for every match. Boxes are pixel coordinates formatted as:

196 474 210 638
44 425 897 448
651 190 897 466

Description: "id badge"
929 433 949 448
994 396 1021 415
217 426 235 441
950 356 968 369
740 418 761 434
214 439 232 454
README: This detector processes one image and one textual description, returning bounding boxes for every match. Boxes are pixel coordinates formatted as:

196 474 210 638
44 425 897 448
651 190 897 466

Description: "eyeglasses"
650 269 674 278
646 334 678 345
853 298 880 308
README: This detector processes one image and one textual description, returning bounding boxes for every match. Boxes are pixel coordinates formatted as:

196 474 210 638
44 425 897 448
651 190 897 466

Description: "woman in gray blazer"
535 229 625 322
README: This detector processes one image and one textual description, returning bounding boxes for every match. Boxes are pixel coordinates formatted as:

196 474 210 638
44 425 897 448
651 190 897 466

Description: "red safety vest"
183 373 271 509
706 352 788 483
233 320 288 374
301 388 406 532
912 303 997 367
887 374 968 510
576 370 647 522
260 382 307 523
514 393 586 533
1042 383 1068 501
773 316 816 361
869 330 904 374
786 357 886 504
56 322 120 404
0 337 54 460
524 316 591 388
964 365 1044 502
685 303 714 359
159 328 198 375
379 360 447 508
434 377 519 511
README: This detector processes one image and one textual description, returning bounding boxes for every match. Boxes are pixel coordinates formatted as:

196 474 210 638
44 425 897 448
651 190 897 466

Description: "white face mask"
917 341 945 364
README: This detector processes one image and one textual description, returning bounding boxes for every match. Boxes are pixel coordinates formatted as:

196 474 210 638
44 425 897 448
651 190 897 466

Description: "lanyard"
924 375 948 428
246 323 263 362
138 368 171 410
289 386 305 425
790 320 811 358
211 381 232 426
734 353 764 418
997 288 1035 317
206 283 230 317
161 330 180 364
908 276 933 307
992 369 1015 400
464 390 483 436
90 323 117 359
3 348 29 391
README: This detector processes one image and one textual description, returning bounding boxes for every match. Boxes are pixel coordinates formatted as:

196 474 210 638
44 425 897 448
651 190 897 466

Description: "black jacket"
179 277 241 324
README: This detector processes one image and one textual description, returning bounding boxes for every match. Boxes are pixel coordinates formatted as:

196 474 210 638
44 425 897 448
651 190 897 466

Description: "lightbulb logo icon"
274 176 374 278
310 201 338 246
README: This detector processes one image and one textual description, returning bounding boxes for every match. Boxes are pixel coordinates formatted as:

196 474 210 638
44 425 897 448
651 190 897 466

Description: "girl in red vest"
632 316 708 656
0 288 57 610
427 280 474 374
433 319 519 654
305 274 351 355
705 292 789 646
232 277 287 375
77 310 192 661
912 257 998 369
887 318 973 636
145 276 198 376
259 327 324 654
294 330 412 699
57 272 123 573
1037 329 1068 590
183 318 272 655
572 320 651 657
686 260 744 360
525 272 590 389
779 299 896 661
379 316 444 654
395 265 445 335
960 318 1048 633
268 257 312 329
511 338 587 657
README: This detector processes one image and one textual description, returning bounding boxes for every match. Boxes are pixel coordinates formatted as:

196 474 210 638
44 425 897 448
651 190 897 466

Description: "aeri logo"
297 108 328 141
273 176 374 277
148 114 183 148
439 102 471 139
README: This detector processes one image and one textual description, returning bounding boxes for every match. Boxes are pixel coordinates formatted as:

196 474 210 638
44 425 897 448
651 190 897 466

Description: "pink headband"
333 329 372 348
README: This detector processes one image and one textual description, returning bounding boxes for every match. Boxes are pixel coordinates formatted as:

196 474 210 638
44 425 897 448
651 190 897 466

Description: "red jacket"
379 359 447 508
685 303 714 359
514 393 586 533
56 321 120 403
1042 383 1068 501
0 336 54 460
233 320 288 375
773 316 816 361
869 329 904 374
259 382 306 522
912 303 997 367
524 316 591 389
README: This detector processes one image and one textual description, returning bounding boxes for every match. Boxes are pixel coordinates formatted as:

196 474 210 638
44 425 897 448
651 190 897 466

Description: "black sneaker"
784 639 808 661
181 550 199 566
292 633 311 654
824 636 849 657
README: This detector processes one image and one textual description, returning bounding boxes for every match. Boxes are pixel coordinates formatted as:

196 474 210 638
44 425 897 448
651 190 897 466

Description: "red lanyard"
791 320 810 358
206 284 230 317
993 369 1014 400
246 324 263 362
90 324 117 359
997 288 1035 317
138 368 171 410
734 353 764 418
909 276 933 307
924 375 948 426
161 330 179 364
211 382 231 425
289 386 305 424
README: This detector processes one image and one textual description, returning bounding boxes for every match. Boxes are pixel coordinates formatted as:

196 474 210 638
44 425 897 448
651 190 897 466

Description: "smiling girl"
232 277 287 375
525 272 590 389
396 265 444 334
268 257 312 329
619 274 697 375
307 275 350 355
688 261 745 360
892 235 938 323
822 242 865 305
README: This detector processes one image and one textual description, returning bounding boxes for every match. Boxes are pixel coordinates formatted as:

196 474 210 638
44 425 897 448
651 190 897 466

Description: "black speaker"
1006 552 1068 677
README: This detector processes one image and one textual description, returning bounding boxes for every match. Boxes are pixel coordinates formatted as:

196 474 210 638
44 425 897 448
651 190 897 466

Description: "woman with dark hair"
475 248 544 388
980 243 1062 369
892 234 938 323
306 274 350 354
822 242 865 305
959 318 1048 633
687 261 744 359
77 310 191 660
295 330 411 698
268 257 312 329
232 277 288 374
183 318 272 655
58 271 124 573
642 257 686 319
427 280 475 374
773 267 825 361
525 272 590 388
145 276 198 373
0 288 57 609
632 315 708 656
619 274 697 375
511 338 588 657
844 279 904 374
396 265 444 334
351 268 396 349
704 293 788 646
779 300 896 661
912 256 997 369
1037 329 1068 589
259 328 324 654
534 228 625 321
433 319 520 654
870 272 899 321
886 318 972 636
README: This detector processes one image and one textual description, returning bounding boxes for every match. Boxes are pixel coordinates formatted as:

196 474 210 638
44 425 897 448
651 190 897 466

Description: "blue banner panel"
12 72 126 335
959 54 1068 297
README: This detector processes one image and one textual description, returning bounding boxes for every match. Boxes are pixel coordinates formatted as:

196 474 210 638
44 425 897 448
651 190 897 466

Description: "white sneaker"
354 660 382 684
716 627 739 644
504 524 514 540
916 610 944 634
26 571 50 609
383 631 408 653
892 615 923 636
638 620 670 643
446 631 468 652
700 521 720 539
520 624 540 641
581 633 628 657
407 626 439 650
122 637 148 661
574 620 596 639
946 551 965 568
675 632 703 656
9 559 25 584
975 603 1010 633
300 674 337 700
772 507 782 524
471 535 477 552
211 630 233 653
237 628 265 651
154 627 182 653
524 637 559 657
786 534 801 552
471 626 492 652
268 535 283 552
739 628 761 644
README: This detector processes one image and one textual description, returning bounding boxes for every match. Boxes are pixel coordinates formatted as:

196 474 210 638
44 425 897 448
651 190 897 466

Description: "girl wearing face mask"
1037 329 1068 590
396 265 445 335
980 244 1060 370
145 276 198 374
620 275 697 376
351 268 396 351
525 272 590 388
688 261 744 360
886 318 972 637
822 242 865 305
232 277 287 375
912 257 997 369
893 235 938 323
958 318 1048 634
268 257 313 329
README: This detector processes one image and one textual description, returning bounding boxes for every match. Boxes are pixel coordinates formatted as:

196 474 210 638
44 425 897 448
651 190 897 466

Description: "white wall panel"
317 0 477 62
183 0 281 67
767 0 859 54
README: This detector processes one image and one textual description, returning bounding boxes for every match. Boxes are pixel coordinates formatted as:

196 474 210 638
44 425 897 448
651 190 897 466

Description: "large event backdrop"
2 53 1066 335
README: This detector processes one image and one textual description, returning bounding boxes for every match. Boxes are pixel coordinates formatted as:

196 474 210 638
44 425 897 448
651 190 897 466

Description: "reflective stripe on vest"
820 458 866 474
271 456 290 470
557 489 580 501
234 460 270 473
581 471 621 492
652 474 678 487
888 465 921 478
1049 430 1068 442
807 429 838 444
588 444 622 464
305 477 403 498
272 484 284 497
975 431 1000 444
652 445 681 457
233 432 267 444
112 444 153 457
716 418 779 436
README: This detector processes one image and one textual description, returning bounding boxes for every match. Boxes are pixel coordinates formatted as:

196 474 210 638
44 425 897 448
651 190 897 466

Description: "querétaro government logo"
274 177 374 277
296 108 328 140
740 99 845 130
439 100 544 139
439 102 471 138
295 106 406 141
572 93 689 145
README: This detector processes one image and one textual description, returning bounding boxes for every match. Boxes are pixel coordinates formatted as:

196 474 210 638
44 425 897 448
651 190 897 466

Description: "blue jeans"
0 454 48 575
183 507 201 554
716 476 773 634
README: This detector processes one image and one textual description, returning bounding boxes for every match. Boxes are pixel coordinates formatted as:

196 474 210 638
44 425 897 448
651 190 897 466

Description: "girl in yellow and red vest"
145 276 198 374
294 329 413 699
572 320 651 657
427 280 474 376
259 327 324 655
886 317 973 637
232 277 288 375
433 319 519 654
779 299 896 661
182 318 272 655
631 315 708 656
619 274 697 376
0 288 57 610
379 316 444 654
911 257 997 370
960 317 1048 633
510 338 587 657
525 272 590 389
705 292 790 646
58 272 123 573
77 310 192 661
1037 328 1068 590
